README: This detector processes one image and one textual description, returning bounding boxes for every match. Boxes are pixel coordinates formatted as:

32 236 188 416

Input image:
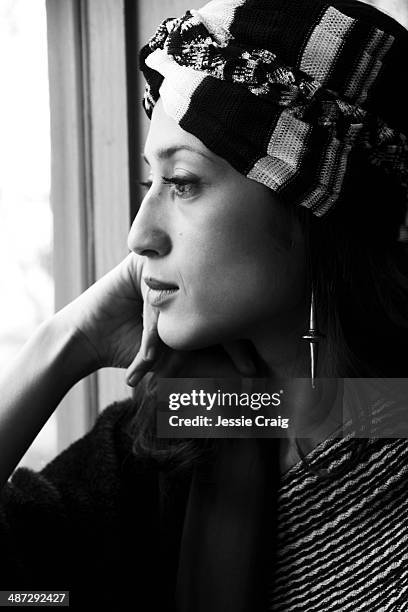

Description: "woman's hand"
55 252 147 371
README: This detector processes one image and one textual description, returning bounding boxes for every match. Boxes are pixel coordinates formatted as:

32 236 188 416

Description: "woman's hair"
129 374 216 477
307 149 408 378
127 151 408 477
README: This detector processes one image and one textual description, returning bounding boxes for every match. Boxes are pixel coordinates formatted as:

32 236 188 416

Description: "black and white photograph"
1 0 408 609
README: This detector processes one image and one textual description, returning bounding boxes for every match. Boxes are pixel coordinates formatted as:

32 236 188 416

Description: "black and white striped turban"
139 0 408 229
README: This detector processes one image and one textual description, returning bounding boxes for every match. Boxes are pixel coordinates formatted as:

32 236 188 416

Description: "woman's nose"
127 198 172 257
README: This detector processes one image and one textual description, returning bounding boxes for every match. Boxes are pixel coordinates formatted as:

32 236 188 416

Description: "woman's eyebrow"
142 145 214 165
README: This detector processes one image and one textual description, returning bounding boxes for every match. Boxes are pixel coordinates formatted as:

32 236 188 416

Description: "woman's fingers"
140 289 160 359
223 339 257 376
125 290 160 386
125 349 155 387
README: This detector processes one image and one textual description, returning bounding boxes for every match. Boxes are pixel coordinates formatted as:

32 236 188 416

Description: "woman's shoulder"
2 394 148 514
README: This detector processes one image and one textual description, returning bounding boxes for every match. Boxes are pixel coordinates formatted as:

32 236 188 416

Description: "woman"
1 0 408 610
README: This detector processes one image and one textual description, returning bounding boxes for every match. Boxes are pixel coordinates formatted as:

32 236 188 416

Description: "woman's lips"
143 277 179 290
143 277 179 306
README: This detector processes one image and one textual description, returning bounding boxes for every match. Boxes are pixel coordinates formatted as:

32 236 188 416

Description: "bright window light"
0 0 56 471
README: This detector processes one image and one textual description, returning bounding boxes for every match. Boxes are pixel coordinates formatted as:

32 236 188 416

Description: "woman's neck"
248 306 311 379
249 318 348 475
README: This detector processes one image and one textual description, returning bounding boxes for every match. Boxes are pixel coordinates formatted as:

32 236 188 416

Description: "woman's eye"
162 176 199 198
138 176 199 199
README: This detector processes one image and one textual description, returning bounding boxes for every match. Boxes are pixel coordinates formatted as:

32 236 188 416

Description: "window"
46 0 133 454
0 0 55 471
3 0 135 473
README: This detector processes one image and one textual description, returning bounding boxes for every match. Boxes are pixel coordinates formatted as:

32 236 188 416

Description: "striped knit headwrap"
139 0 408 236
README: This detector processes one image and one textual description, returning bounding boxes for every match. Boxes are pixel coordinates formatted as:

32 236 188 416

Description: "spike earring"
296 288 371 481
301 289 325 389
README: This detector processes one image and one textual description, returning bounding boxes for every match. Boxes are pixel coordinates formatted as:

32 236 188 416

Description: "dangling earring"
296 287 371 481
301 288 324 389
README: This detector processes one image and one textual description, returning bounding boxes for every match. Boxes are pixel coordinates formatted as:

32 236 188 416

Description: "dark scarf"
175 438 281 612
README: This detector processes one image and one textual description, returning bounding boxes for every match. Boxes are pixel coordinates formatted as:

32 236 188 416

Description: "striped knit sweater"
269 416 408 611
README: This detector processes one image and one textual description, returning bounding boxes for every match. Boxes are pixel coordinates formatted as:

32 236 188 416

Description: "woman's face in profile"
128 98 307 350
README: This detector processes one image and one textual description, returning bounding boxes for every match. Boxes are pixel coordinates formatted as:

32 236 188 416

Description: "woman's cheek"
154 252 291 349
154 291 248 350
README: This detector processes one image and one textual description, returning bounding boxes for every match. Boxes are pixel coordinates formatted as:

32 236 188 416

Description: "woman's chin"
157 327 209 352
157 315 223 352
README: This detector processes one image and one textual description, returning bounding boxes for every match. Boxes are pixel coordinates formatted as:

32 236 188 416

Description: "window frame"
46 0 132 451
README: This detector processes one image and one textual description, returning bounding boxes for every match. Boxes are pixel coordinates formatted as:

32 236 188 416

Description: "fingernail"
126 372 139 387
